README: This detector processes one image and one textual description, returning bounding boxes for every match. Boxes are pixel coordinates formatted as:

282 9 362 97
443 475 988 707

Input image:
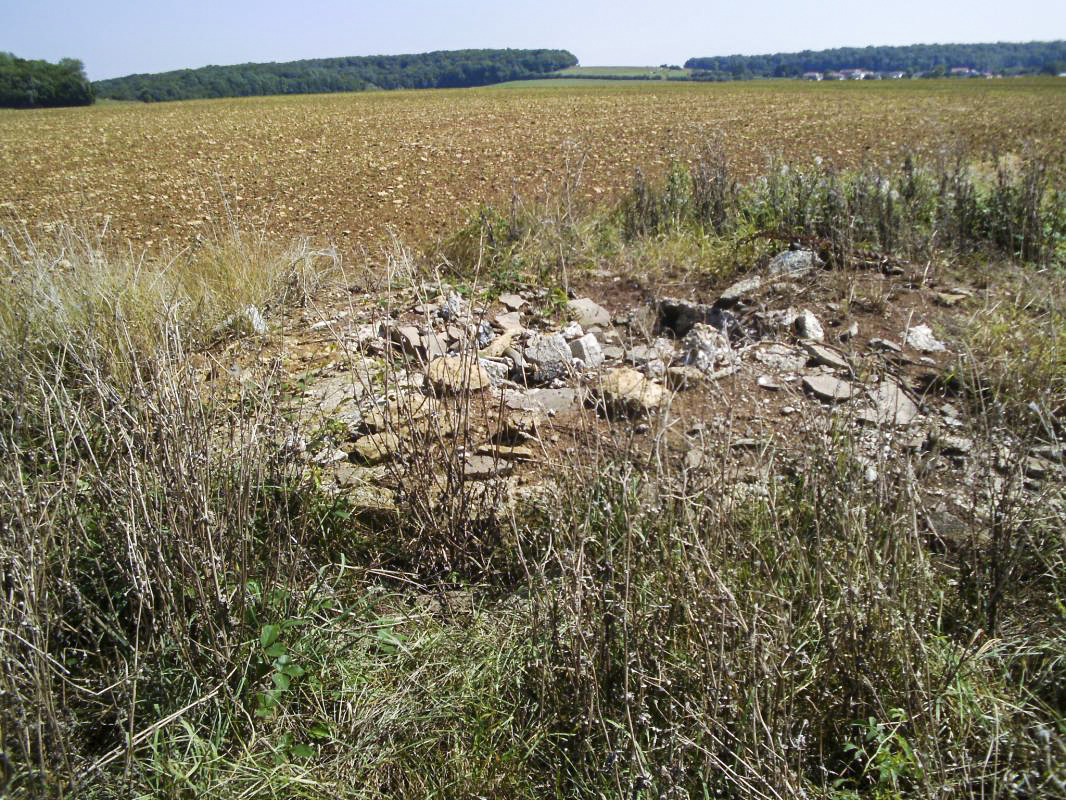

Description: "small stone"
866 381 921 427
803 342 850 371
426 356 491 394
794 310 824 342
381 322 422 355
597 367 665 417
682 323 732 372
478 358 511 385
438 291 466 322
757 375 782 391
464 455 512 479
869 338 902 354
475 321 495 349
803 374 856 403
717 275 763 305
503 387 583 414
768 248 820 276
523 333 573 382
494 311 524 332
561 321 584 340
666 365 707 390
421 333 449 359
567 297 611 329
481 329 516 358
754 343 808 371
937 435 973 456
905 324 946 353
476 443 535 461
626 338 677 367
569 333 605 368
838 322 859 342
498 292 526 311
351 432 401 465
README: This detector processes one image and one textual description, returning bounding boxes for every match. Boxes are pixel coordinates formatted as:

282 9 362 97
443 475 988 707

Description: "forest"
93 48 579 102
0 53 94 108
685 40 1066 79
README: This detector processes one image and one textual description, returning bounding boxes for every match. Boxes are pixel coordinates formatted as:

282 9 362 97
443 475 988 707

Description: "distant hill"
0 53 94 108
93 49 578 102
685 40 1066 79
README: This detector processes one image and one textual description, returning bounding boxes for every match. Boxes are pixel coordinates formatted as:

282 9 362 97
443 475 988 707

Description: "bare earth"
2 79 1065 252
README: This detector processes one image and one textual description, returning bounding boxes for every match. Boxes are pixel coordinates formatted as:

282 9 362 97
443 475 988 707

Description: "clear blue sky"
3 0 1065 80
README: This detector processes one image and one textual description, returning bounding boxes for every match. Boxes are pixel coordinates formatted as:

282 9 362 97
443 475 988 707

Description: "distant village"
800 67 999 80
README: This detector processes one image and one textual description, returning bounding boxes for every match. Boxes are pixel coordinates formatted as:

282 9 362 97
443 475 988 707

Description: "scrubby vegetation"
1 147 1064 799
0 53 94 108
92 48 578 102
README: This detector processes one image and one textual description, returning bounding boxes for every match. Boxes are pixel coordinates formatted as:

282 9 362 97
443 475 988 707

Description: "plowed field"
2 79 1064 252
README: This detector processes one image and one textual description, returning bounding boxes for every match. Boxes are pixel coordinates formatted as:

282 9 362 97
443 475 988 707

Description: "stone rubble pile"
246 247 1062 526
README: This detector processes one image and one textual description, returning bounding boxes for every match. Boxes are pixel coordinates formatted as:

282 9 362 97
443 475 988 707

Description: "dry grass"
0 148 1064 798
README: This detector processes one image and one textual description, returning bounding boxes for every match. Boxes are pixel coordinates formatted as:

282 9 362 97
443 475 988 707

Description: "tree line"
0 53 94 108
93 49 579 102
684 40 1066 79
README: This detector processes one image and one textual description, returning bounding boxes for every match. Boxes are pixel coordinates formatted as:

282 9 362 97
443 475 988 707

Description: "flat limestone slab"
803 374 855 403
427 356 491 394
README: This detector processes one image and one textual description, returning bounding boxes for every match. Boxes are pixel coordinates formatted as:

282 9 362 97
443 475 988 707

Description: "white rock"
230 305 267 335
905 324 946 353
682 323 732 372
569 333 604 368
561 321 585 340
768 249 820 276
794 310 824 342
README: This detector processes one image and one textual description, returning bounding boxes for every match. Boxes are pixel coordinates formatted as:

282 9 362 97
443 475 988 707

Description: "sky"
2 0 1065 81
